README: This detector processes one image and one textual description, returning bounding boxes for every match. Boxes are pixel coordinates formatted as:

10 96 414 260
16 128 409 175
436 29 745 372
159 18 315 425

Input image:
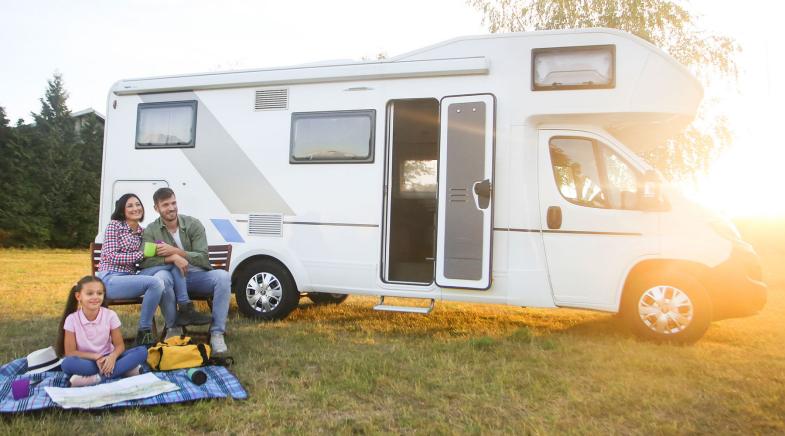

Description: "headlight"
711 219 741 241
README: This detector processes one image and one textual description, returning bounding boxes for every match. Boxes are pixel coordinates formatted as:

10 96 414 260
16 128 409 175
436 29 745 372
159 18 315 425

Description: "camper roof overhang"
112 57 489 96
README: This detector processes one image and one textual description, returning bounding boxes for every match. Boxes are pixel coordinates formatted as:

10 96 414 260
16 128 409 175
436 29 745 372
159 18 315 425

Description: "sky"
0 0 485 122
1 0 783 217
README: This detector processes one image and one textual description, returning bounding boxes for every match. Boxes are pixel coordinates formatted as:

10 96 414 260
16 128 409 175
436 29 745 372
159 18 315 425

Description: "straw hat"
24 346 63 374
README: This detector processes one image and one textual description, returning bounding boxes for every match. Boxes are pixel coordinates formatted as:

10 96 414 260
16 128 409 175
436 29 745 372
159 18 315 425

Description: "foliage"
468 0 739 179
0 74 103 247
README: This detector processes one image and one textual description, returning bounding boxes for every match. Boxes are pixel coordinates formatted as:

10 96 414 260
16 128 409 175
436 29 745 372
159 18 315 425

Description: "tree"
468 0 738 180
70 112 104 246
0 107 52 246
1 74 103 247
31 73 82 246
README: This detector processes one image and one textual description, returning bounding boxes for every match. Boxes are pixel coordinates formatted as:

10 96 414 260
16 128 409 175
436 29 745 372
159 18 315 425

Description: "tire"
234 258 300 320
307 292 348 305
622 271 712 344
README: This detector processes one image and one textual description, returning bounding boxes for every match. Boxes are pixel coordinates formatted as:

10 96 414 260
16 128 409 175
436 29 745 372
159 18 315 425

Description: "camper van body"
99 28 766 342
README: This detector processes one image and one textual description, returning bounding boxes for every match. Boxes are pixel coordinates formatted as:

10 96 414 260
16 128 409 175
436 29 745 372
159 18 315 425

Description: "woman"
96 193 177 346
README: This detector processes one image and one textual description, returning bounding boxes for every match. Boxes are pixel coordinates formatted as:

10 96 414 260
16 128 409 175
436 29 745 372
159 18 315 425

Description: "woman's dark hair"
55 276 107 357
110 193 145 222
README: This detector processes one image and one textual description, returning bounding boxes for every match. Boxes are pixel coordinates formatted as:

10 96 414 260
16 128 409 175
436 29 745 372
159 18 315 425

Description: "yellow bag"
146 336 211 371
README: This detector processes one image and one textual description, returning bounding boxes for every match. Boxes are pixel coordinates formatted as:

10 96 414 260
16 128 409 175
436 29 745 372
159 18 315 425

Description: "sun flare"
683 137 785 218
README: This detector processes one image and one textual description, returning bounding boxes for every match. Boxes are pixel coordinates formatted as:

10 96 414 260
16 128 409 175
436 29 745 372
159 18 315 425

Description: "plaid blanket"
0 358 247 413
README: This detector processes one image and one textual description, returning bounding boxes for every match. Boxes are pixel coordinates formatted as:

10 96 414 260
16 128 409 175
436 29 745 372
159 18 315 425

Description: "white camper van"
98 28 766 343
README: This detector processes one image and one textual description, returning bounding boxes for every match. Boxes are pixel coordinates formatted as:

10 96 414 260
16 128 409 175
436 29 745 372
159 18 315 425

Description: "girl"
56 276 148 387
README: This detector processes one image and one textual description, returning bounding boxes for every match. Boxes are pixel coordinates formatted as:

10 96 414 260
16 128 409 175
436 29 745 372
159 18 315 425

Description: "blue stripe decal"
210 219 245 243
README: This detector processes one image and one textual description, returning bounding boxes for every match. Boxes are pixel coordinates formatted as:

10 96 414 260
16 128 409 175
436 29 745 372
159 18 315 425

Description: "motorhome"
98 28 766 343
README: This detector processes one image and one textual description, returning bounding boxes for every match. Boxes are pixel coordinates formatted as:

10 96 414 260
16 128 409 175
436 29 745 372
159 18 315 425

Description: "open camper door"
435 95 495 289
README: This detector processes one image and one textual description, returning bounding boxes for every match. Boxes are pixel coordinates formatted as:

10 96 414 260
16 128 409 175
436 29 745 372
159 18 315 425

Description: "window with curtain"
290 110 375 163
136 101 197 148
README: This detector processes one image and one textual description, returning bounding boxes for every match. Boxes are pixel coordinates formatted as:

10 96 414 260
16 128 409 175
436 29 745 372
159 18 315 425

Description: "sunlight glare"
688 135 785 218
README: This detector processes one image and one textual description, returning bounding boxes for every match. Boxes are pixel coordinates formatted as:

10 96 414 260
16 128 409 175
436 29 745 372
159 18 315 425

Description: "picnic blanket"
0 357 247 413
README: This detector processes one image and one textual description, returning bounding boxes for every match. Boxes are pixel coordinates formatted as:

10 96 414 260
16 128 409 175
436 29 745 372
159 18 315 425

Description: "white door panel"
436 95 495 289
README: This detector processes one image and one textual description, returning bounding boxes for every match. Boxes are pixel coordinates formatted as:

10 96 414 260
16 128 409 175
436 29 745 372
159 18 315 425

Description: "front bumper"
704 241 767 320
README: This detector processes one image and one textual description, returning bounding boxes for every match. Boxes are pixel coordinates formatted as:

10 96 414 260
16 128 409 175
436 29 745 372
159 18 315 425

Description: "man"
139 188 231 353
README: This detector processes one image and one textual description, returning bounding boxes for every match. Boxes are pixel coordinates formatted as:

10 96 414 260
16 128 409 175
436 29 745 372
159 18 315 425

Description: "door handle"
472 179 492 210
547 206 562 229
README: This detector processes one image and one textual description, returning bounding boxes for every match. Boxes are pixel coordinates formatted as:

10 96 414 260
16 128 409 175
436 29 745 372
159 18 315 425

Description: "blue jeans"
98 271 169 331
140 264 190 305
139 265 190 329
186 267 231 334
62 346 148 378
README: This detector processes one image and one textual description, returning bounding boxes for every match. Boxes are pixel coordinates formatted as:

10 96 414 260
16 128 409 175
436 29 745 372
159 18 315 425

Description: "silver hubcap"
245 272 283 313
638 285 694 335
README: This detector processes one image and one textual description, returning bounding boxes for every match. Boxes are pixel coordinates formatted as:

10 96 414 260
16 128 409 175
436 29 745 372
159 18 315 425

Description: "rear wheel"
622 271 712 344
234 258 299 320
307 292 348 305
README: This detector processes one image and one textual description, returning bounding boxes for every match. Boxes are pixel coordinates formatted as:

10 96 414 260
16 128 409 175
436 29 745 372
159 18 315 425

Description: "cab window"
549 136 641 210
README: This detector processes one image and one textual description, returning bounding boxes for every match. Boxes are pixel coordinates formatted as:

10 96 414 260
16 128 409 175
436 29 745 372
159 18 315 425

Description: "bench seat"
89 242 232 337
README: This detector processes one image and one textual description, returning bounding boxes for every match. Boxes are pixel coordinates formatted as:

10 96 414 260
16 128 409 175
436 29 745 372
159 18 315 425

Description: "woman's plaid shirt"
98 220 144 273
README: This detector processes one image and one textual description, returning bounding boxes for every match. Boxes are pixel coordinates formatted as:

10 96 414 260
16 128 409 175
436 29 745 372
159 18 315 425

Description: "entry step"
373 296 435 314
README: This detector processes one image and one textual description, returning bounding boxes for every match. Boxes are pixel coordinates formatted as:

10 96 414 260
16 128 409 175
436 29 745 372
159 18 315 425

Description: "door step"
373 296 435 314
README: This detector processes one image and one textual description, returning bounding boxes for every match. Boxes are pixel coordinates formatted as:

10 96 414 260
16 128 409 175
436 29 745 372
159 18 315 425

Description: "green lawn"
1 220 783 434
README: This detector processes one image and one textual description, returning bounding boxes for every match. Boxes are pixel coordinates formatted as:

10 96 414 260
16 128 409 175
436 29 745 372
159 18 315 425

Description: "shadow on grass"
558 313 628 339
287 298 640 344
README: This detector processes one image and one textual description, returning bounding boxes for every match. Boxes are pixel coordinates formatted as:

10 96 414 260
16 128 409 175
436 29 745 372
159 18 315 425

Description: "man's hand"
156 242 181 257
172 254 189 277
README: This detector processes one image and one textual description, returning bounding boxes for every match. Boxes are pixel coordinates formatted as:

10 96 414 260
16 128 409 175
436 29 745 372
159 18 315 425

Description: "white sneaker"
210 333 228 354
165 326 184 340
69 374 101 387
123 365 142 377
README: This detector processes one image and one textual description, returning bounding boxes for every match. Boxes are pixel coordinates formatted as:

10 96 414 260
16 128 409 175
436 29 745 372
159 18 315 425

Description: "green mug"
143 242 157 258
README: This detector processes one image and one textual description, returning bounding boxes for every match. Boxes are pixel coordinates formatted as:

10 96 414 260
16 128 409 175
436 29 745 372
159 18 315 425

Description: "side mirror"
638 170 666 211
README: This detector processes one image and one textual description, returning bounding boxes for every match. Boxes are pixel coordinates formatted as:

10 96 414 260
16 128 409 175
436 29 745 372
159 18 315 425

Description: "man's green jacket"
139 214 212 270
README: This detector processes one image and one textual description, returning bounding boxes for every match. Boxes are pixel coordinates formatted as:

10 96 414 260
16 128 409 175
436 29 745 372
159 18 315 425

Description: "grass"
1 219 784 434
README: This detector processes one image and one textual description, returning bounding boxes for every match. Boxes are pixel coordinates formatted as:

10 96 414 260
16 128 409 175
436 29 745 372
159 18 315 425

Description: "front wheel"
234 258 300 320
622 272 712 344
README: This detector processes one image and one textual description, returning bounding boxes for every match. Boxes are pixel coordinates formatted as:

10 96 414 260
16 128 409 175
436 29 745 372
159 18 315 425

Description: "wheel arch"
617 258 712 313
230 251 306 294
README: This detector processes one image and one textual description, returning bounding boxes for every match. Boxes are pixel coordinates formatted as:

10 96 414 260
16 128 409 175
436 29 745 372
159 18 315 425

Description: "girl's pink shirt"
63 307 121 356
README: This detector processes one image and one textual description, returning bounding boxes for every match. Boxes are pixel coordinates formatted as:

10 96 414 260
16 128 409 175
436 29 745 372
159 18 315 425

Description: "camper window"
532 45 615 91
549 136 642 210
290 110 375 163
135 101 197 148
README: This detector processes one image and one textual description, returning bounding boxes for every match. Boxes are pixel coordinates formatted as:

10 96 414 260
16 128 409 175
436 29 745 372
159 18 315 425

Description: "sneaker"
69 374 101 387
133 329 156 347
210 333 228 354
176 302 212 326
123 365 142 377
165 326 183 340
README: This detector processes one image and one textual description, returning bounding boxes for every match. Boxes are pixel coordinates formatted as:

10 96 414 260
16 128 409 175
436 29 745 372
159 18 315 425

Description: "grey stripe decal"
494 228 641 236
284 221 378 228
140 93 294 215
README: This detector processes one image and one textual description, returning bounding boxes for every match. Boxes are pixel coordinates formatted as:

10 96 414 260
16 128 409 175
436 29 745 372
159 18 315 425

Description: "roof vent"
254 89 288 110
248 213 283 237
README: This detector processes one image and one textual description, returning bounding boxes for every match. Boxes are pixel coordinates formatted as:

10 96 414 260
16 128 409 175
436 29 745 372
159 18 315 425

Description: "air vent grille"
254 89 288 110
248 213 283 237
